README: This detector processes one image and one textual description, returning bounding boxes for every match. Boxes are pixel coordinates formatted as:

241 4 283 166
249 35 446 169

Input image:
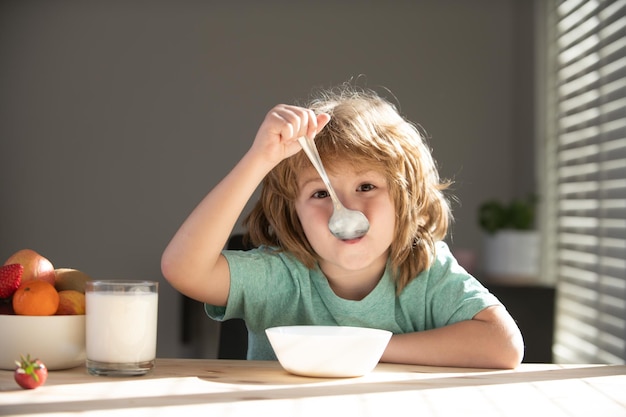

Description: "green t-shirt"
205 241 500 360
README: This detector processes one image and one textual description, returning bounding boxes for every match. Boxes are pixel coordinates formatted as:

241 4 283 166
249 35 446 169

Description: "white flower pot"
483 230 539 280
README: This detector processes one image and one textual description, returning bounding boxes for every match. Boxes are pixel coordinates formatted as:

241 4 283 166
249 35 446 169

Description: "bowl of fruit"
0 249 91 371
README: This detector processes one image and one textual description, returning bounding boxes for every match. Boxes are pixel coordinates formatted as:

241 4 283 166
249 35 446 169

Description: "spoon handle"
297 136 343 210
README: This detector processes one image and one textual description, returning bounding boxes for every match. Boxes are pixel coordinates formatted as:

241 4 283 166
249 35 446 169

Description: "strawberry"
14 354 48 389
0 263 23 298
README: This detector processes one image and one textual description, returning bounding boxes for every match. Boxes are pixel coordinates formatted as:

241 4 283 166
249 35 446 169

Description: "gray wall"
0 0 535 358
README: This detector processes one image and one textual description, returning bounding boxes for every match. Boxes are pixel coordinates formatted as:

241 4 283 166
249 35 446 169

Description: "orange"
12 280 60 316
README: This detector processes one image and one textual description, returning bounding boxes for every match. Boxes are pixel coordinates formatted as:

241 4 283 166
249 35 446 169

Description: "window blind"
544 0 626 364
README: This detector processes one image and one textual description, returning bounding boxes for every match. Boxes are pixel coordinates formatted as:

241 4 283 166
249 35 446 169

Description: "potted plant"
478 195 539 281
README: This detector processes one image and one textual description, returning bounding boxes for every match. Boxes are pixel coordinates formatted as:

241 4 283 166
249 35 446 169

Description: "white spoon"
298 136 370 240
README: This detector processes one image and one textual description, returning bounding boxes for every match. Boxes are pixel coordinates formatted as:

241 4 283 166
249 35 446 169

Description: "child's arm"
380 305 524 369
161 105 330 306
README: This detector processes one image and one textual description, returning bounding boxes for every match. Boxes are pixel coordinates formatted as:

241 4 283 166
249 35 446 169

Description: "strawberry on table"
14 354 48 389
0 264 23 299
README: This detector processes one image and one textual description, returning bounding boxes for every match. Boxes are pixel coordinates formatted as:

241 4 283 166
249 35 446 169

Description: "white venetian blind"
544 0 626 364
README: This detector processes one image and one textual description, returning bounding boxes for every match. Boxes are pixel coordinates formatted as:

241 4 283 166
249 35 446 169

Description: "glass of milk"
85 280 158 376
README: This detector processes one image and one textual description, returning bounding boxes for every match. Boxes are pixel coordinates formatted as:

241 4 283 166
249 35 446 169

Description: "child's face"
294 165 396 277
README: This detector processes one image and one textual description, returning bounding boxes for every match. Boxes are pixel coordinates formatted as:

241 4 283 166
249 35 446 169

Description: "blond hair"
244 84 453 292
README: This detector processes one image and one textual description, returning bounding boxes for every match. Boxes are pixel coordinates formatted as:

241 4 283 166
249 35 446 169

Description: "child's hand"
250 104 331 165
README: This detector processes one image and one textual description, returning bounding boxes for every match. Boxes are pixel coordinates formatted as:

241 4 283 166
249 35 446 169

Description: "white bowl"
266 325 392 378
0 315 86 370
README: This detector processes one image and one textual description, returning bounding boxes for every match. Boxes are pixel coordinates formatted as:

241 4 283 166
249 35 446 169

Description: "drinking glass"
85 280 158 376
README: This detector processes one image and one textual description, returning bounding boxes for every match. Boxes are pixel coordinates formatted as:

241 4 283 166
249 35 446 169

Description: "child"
161 83 524 368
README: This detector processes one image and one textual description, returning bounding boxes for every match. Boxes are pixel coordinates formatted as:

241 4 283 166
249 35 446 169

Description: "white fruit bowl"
265 325 392 378
0 314 86 370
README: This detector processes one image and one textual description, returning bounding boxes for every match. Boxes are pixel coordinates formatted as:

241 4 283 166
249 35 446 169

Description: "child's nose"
335 191 360 211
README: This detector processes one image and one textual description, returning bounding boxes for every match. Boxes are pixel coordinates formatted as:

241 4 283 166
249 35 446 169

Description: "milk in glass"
85 281 158 376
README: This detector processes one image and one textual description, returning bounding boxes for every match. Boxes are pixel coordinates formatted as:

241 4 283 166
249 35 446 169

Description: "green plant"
478 195 537 234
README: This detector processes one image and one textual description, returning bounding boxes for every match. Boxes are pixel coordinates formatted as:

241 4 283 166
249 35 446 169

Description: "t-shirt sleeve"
425 243 502 328
204 247 298 323
205 249 263 321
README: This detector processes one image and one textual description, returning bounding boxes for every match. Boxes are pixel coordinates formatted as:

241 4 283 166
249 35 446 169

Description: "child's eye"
358 183 376 192
312 190 330 199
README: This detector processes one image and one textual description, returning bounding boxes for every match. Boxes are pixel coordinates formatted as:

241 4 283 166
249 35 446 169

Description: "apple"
54 268 92 293
3 249 55 286
55 290 86 315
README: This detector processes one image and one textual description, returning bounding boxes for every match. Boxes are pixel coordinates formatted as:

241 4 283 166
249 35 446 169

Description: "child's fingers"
270 105 325 142
314 113 332 137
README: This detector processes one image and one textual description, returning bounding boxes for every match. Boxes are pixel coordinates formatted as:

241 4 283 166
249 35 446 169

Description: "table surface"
1 359 625 417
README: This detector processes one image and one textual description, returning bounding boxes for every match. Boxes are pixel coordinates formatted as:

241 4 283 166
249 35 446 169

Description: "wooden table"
1 359 624 416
